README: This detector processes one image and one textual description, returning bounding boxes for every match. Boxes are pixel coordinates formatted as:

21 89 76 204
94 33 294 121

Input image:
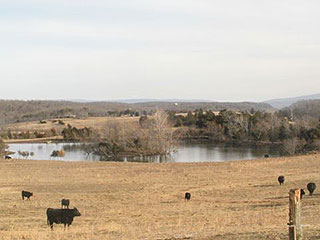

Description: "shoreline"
4 135 282 146
3 136 64 144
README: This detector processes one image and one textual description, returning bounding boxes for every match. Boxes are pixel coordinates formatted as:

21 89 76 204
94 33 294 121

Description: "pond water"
7 142 281 163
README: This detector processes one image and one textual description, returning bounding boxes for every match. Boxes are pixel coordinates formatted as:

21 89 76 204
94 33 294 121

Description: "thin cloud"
0 0 319 101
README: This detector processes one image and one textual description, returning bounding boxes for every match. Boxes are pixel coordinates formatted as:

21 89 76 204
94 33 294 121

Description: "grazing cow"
22 190 33 200
278 175 285 185
300 189 305 199
185 192 191 201
5 155 12 159
264 154 269 158
307 182 316 196
46 207 81 229
61 199 70 209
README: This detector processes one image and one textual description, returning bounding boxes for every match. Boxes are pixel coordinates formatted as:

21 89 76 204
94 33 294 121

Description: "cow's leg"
50 221 54 230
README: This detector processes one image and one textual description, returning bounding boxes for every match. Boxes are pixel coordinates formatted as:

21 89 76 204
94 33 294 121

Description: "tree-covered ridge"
0 100 274 125
279 99 320 121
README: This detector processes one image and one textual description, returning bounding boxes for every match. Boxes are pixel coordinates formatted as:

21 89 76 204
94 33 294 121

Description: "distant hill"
0 100 274 125
70 99 214 104
0 100 129 125
279 99 320 120
130 101 274 112
113 99 212 104
264 93 320 109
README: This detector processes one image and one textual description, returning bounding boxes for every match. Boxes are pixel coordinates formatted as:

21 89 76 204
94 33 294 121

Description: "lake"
7 141 280 163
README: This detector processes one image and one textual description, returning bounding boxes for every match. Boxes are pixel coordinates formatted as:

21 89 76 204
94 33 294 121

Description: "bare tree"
282 138 299 155
94 110 177 158
147 110 176 155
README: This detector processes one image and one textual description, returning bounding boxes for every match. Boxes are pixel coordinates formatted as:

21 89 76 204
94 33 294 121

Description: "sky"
1 0 320 102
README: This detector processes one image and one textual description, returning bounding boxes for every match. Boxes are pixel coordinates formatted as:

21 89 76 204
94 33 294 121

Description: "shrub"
0 139 8 158
58 120 65 125
51 150 65 157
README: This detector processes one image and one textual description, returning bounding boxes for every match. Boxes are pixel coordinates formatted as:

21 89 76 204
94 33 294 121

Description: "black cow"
46 207 81 229
307 182 316 196
278 175 285 185
5 155 12 159
185 192 191 201
264 154 270 158
22 190 33 200
300 189 305 199
61 199 70 209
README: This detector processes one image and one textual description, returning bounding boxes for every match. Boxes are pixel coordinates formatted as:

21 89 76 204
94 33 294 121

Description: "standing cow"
22 190 33 200
307 182 316 196
278 175 285 185
61 199 70 209
185 192 191 201
46 207 81 229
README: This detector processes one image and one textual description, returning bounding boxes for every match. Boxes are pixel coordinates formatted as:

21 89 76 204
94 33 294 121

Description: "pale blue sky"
1 0 320 101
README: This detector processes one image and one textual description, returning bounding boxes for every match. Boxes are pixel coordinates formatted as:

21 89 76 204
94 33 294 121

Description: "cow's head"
72 207 81 216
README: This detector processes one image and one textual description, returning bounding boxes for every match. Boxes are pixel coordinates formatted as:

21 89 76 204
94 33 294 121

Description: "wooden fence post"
289 189 302 240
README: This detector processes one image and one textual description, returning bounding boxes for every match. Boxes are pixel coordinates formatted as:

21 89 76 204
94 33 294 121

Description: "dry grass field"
0 154 320 240
5 116 140 132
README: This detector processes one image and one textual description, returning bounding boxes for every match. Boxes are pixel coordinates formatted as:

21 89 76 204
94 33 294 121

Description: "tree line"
168 109 320 155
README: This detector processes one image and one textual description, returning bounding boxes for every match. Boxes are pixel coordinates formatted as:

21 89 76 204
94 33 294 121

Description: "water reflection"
7 141 280 163
121 154 174 163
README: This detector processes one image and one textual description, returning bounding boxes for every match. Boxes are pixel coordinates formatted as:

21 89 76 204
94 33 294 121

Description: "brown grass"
0 154 320 239
5 116 140 132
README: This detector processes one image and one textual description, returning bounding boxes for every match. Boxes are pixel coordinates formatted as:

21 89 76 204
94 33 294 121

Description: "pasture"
0 154 320 239
4 116 140 133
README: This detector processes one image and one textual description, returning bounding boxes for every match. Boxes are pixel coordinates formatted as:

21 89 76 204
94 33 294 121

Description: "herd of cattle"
21 190 80 229
18 176 317 230
20 190 193 229
277 175 317 198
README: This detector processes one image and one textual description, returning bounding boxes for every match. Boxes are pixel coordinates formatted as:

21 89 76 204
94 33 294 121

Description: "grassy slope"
4 116 140 132
0 154 320 240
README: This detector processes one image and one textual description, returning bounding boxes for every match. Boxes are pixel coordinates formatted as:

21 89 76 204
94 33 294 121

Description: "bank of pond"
7 141 281 163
